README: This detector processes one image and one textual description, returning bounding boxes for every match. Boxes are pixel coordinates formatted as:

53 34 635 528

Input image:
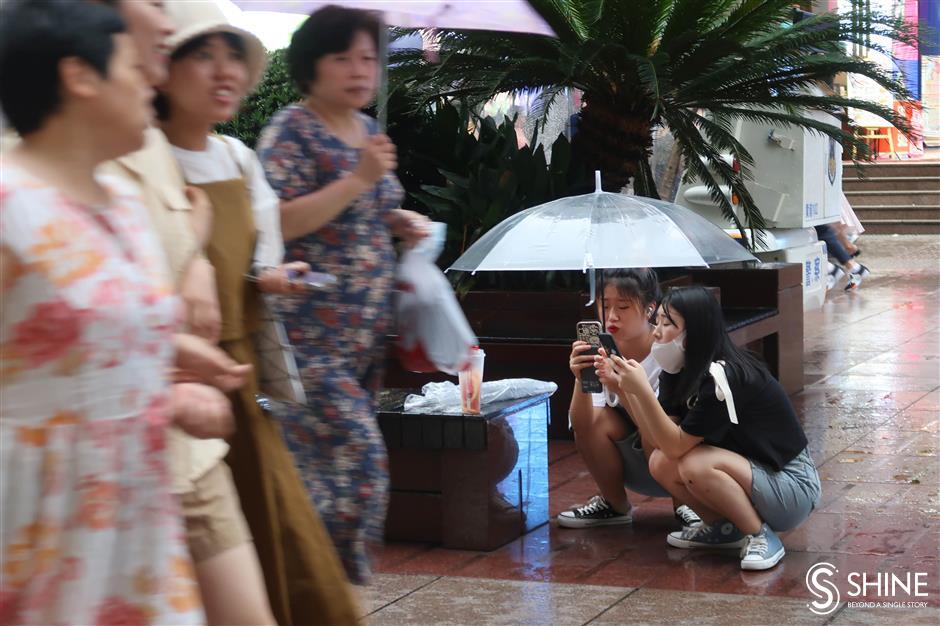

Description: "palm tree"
389 0 915 242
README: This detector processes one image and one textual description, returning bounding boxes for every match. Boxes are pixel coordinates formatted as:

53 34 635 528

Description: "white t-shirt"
170 135 284 268
591 353 662 408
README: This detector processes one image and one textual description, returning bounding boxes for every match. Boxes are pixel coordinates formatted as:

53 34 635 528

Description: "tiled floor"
367 235 940 625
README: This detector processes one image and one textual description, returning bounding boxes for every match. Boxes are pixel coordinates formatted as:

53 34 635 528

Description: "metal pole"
378 16 389 131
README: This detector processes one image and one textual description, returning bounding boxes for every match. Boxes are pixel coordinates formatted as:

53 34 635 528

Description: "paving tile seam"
822 603 849 625
580 587 640 625
365 574 444 617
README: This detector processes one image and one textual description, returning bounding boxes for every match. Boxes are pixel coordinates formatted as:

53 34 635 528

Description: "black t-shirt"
658 362 807 471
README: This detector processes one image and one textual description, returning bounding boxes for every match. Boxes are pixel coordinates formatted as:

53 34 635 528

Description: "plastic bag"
395 222 477 374
403 379 558 414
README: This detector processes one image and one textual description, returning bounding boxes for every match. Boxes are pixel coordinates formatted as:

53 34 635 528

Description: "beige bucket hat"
163 0 267 90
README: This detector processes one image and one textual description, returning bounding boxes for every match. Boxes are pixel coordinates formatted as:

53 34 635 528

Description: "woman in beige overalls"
157 2 359 625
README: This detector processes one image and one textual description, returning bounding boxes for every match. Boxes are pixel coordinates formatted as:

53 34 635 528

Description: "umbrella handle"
585 267 596 307
378 18 389 131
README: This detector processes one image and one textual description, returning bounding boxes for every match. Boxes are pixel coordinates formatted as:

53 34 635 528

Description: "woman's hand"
569 340 596 381
594 348 622 392
388 209 430 247
171 382 235 439
180 258 221 343
257 261 311 295
609 355 652 395
352 134 397 187
173 333 252 392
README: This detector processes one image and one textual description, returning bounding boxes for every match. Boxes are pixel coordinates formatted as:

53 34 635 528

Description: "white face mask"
651 332 686 374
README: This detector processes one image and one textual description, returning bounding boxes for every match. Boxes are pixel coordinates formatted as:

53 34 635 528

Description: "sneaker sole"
741 546 785 571
666 534 748 550
557 514 633 529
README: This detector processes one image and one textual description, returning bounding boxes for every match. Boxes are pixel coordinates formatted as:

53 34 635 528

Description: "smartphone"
287 270 338 290
598 333 622 359
575 321 602 394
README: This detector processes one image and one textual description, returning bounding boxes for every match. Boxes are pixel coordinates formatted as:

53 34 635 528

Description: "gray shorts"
749 447 822 532
614 431 671 498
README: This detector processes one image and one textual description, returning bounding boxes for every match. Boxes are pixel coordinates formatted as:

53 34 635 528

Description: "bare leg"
675 446 762 534
834 222 858 255
196 543 277 626
649 449 721 522
640 437 684 512
571 406 632 512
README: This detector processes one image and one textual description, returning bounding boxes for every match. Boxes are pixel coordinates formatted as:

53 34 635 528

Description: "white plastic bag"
395 222 477 374
403 379 558 414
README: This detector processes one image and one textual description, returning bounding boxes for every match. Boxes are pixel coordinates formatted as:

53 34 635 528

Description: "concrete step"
844 161 940 178
845 190 940 206
843 176 940 191
853 205 940 221
857 219 940 235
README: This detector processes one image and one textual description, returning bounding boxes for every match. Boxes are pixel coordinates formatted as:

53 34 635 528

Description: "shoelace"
682 523 712 540
745 534 769 556
576 497 608 516
676 507 701 526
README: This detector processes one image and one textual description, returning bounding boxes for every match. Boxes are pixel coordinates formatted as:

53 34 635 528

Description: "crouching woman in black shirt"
598 286 821 571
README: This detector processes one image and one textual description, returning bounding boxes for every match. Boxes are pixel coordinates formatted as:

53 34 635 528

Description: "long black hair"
659 286 765 407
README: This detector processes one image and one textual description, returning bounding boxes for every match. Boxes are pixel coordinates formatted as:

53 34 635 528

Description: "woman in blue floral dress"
257 6 428 585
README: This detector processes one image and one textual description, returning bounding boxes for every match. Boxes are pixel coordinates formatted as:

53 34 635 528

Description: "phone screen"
598 333 621 359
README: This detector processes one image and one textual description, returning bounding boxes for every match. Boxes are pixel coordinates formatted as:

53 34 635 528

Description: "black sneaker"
674 504 702 528
557 495 633 528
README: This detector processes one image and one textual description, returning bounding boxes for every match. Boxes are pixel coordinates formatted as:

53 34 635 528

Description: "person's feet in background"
817 225 871 293
845 263 871 291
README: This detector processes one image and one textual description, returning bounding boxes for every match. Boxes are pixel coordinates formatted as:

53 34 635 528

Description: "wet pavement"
367 235 940 624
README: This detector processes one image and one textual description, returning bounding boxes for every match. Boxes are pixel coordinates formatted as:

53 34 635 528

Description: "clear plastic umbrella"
449 172 757 273
447 172 758 302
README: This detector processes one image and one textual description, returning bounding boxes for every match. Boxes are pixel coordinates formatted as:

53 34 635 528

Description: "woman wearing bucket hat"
158 2 359 624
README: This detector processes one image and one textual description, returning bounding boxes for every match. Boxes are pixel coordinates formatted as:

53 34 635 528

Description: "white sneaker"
827 263 844 290
845 264 870 291
557 495 633 528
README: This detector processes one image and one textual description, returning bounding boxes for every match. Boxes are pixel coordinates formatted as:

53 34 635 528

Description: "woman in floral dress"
0 2 213 623
257 5 428 584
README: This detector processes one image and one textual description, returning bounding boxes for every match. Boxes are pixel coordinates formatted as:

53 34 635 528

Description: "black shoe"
557 495 633 528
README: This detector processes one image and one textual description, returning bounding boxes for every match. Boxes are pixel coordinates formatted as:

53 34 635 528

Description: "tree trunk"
573 97 655 193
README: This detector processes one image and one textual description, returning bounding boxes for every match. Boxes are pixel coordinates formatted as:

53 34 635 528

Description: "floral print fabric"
258 105 403 584
0 166 203 625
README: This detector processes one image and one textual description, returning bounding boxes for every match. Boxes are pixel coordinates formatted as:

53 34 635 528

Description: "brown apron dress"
190 167 357 626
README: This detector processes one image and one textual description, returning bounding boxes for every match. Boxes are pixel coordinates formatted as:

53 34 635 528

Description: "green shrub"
216 48 299 148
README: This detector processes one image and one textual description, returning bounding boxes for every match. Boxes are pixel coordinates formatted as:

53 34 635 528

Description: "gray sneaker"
667 519 747 549
740 523 786 570
557 495 633 528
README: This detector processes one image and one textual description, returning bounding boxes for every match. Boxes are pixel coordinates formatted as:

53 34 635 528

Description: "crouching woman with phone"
598 286 821 571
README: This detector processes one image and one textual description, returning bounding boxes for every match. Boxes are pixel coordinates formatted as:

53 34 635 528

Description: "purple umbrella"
230 0 555 126
231 1 555 35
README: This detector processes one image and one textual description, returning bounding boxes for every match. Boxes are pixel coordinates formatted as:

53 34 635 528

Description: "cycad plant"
389 0 915 243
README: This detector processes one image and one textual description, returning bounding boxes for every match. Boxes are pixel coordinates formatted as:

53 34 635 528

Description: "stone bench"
378 389 550 550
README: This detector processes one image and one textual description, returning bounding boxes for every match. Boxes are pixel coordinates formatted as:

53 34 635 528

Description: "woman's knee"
676 448 714 485
648 448 676 481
